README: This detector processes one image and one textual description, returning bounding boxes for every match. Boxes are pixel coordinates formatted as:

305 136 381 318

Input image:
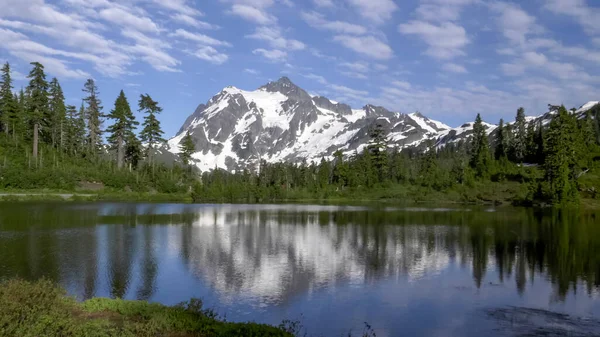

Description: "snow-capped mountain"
166 77 598 172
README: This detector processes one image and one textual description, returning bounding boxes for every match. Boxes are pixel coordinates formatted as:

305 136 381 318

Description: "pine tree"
64 105 77 154
179 130 195 166
495 118 507 160
512 107 527 162
76 103 87 153
48 78 66 148
82 79 103 154
534 120 545 164
139 94 165 164
26 62 49 160
125 133 142 170
525 120 536 163
0 62 18 136
317 157 331 189
332 150 349 187
469 114 491 178
368 123 388 183
106 90 138 169
543 106 580 204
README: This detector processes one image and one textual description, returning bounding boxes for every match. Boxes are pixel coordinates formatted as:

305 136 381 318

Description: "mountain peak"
260 76 311 103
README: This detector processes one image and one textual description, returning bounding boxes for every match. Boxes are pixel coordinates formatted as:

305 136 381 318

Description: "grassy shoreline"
1 184 599 209
0 279 292 337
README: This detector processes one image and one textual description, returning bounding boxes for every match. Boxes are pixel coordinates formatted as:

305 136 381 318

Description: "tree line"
195 104 600 206
0 61 196 192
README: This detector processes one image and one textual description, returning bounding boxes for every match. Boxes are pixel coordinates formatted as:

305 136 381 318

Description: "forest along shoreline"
1 61 599 208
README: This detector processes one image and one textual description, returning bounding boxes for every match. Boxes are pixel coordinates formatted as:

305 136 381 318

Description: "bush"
0 279 292 337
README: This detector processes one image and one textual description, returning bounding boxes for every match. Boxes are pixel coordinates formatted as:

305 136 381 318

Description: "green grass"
0 279 292 337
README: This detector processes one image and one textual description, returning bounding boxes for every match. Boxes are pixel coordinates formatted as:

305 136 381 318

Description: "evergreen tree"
139 94 165 163
317 157 331 189
82 78 103 154
48 78 66 148
495 118 507 160
332 150 349 187
106 90 138 169
368 123 388 183
26 62 49 160
469 114 492 178
125 133 142 170
581 110 597 149
76 103 87 153
534 120 545 164
512 107 527 162
179 131 195 166
543 106 580 204
64 105 78 154
0 62 18 136
525 120 536 163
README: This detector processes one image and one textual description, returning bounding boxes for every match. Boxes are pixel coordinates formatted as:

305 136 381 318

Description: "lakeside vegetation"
195 107 600 207
0 279 292 337
0 61 599 206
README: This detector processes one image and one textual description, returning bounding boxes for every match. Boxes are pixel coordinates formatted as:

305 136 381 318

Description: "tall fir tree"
48 78 66 148
179 130 195 166
106 90 138 169
469 114 492 178
512 107 527 162
543 106 580 204
125 133 142 171
64 105 78 154
495 118 507 160
82 78 103 154
139 94 165 164
525 120 536 163
26 62 49 160
0 62 18 136
368 123 389 183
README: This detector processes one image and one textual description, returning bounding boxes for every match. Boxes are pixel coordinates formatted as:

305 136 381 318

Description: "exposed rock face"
165 77 598 172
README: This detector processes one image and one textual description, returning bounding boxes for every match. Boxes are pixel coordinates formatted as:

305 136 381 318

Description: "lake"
1 202 599 336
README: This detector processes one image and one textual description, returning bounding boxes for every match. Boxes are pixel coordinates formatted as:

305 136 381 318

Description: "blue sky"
0 0 599 137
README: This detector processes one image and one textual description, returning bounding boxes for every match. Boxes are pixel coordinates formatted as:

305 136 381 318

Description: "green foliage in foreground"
0 279 291 337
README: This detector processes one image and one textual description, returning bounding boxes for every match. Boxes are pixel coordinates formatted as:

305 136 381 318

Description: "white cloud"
392 80 411 89
244 68 260 74
303 73 328 84
193 46 229 64
489 2 541 46
399 21 469 59
253 48 287 62
170 29 231 47
150 0 202 16
313 0 334 7
544 0 600 35
172 14 219 30
228 4 277 25
594 38 600 46
340 71 368 79
340 62 369 72
246 26 305 50
333 35 393 60
11 51 90 79
416 4 462 22
98 7 159 33
373 63 388 71
346 0 398 24
300 11 366 35
442 63 468 73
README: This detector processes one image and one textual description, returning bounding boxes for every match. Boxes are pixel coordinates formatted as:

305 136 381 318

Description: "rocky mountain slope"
165 77 598 172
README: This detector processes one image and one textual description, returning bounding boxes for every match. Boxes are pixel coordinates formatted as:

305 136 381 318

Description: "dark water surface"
1 203 600 336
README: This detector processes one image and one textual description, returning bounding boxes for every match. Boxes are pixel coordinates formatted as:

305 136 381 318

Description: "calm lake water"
1 202 600 336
